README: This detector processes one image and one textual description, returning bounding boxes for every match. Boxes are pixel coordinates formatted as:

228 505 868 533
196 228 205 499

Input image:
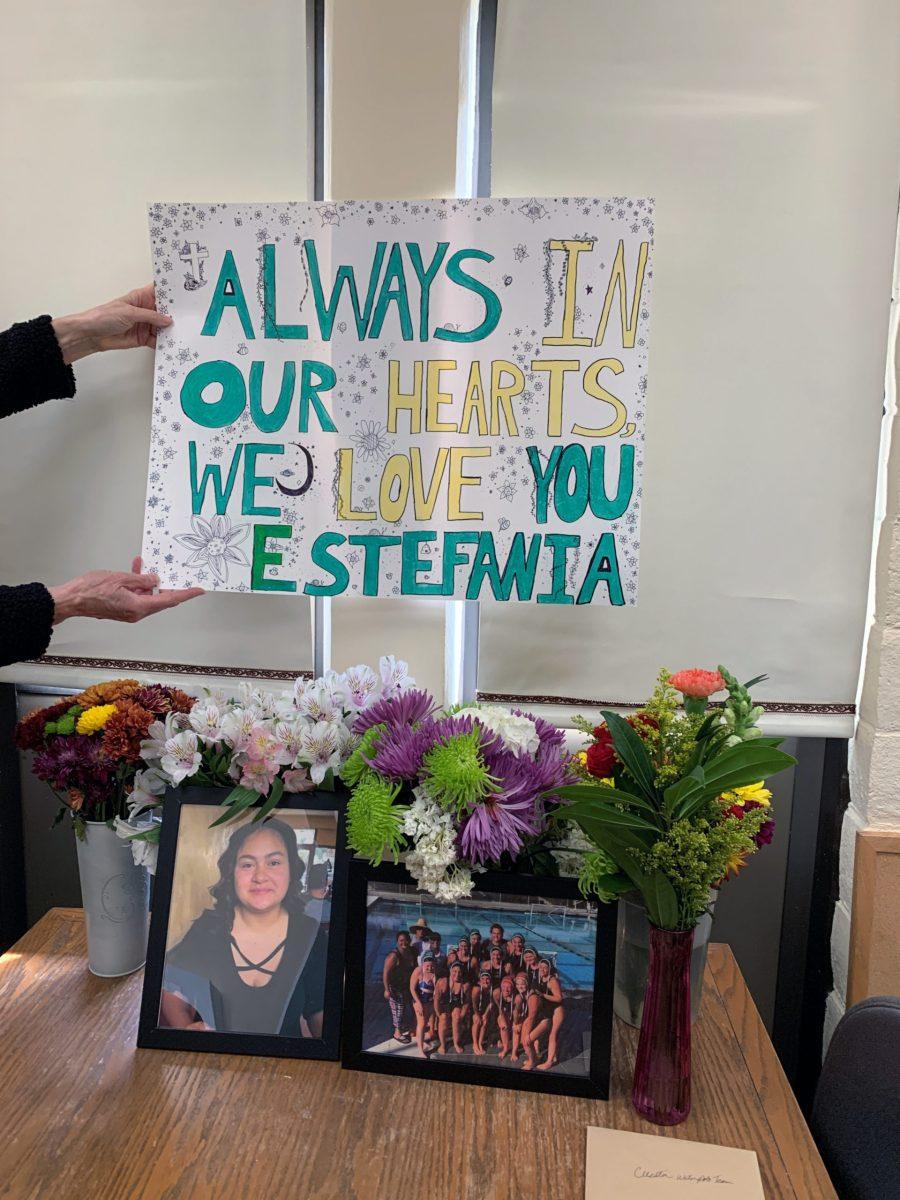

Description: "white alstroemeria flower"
379 654 414 698
220 706 262 752
188 702 222 743
238 682 279 718
339 664 381 712
140 711 190 762
160 731 202 785
298 720 343 784
114 817 159 874
274 690 299 720
295 681 344 724
275 717 307 762
128 767 167 819
456 704 540 757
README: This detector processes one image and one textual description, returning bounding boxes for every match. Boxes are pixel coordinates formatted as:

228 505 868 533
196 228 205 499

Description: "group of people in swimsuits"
380 918 565 1071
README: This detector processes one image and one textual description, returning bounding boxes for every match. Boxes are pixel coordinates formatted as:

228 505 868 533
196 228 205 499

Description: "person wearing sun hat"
408 917 433 962
471 967 496 1056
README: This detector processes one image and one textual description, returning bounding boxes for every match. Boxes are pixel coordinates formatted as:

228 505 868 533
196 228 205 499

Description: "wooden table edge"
707 943 838 1200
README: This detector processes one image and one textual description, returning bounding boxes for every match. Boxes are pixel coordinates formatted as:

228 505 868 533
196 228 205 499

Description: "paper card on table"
585 1127 764 1199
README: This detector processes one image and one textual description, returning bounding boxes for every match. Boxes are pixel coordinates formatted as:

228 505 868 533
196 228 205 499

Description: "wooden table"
0 909 835 1200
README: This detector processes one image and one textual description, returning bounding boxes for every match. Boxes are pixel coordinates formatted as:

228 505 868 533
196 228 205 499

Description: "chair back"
811 995 900 1200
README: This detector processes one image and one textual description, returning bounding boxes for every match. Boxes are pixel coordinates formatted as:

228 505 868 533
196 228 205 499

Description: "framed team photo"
341 861 616 1098
138 786 348 1060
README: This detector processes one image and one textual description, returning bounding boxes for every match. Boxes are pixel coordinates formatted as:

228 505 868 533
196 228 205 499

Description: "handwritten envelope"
585 1127 764 1199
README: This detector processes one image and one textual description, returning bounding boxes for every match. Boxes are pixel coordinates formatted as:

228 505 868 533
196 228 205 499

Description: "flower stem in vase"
631 924 694 1126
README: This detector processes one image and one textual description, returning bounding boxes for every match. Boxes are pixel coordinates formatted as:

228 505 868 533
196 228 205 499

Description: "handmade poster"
142 198 653 604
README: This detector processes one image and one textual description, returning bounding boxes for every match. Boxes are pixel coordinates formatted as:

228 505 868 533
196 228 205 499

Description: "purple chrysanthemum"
366 721 436 780
353 688 436 734
459 789 540 864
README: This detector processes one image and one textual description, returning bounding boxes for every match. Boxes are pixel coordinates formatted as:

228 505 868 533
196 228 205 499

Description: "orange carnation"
668 669 726 700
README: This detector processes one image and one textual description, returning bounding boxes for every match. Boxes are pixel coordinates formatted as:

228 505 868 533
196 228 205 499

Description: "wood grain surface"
0 910 835 1200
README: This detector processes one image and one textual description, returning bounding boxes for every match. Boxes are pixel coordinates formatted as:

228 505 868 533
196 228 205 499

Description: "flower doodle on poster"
142 197 654 603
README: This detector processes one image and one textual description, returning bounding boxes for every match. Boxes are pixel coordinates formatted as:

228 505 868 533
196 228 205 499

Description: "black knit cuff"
0 582 55 668
26 315 77 402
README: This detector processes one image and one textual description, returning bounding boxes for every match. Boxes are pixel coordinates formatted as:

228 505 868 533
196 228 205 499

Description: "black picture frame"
138 784 349 1060
341 860 616 1099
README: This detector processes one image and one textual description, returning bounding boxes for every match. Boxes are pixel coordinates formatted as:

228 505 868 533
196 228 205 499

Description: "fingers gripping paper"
142 198 653 604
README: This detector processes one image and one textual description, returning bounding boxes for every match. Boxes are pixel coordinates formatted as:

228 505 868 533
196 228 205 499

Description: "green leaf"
127 825 161 844
573 817 678 928
742 674 768 690
552 781 658 815
663 765 706 819
642 871 681 930
252 776 285 823
208 786 261 827
601 711 659 806
562 798 659 833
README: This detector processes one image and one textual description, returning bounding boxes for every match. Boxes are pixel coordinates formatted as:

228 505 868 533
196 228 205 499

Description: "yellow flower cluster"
76 704 117 736
721 781 772 808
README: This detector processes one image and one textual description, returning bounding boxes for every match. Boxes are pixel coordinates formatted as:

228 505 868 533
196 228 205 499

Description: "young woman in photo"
382 930 416 1043
486 945 506 1001
496 974 517 1061
511 970 530 1061
409 951 439 1058
470 967 495 1056
523 946 541 991
506 933 526 976
456 936 477 985
468 929 483 968
436 960 470 1054
522 957 566 1071
160 819 325 1037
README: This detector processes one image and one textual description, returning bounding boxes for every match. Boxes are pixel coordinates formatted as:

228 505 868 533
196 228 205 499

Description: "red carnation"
586 727 616 778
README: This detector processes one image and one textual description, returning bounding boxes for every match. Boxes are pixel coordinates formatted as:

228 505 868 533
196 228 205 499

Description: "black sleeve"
0 315 76 419
0 583 55 668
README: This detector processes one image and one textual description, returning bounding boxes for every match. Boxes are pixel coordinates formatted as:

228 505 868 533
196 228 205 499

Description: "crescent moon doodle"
276 442 315 497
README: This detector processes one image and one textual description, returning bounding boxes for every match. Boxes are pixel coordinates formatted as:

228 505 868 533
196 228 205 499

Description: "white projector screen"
0 0 314 688
478 0 900 733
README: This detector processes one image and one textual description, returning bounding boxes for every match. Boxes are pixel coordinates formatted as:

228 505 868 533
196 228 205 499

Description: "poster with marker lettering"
142 197 653 604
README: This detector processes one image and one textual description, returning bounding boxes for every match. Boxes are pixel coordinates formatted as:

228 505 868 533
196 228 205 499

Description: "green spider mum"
346 771 406 864
339 723 386 787
421 731 497 818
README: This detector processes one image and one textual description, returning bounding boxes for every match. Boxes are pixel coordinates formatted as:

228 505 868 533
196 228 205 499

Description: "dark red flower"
753 818 775 847
586 727 617 778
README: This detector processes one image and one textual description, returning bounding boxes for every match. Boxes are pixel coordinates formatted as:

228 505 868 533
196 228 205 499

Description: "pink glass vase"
631 924 694 1126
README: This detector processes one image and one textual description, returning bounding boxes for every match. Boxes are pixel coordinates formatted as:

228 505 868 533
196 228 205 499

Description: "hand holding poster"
142 197 653 605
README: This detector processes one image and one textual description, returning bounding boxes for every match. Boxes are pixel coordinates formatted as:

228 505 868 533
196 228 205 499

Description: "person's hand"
384 989 391 1001
52 285 172 364
49 557 204 625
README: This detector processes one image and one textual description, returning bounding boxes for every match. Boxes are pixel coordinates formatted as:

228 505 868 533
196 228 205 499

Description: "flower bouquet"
554 667 795 1126
15 678 196 975
120 656 417 865
15 679 195 838
341 697 572 900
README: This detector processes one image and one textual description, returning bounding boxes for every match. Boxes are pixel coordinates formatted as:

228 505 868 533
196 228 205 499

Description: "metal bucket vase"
75 821 150 977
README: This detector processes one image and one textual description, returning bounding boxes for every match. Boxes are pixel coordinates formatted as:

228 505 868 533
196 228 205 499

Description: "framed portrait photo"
341 862 616 1099
138 786 348 1060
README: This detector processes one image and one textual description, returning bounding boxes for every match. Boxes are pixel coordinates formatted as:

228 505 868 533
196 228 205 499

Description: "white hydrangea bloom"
456 704 540 756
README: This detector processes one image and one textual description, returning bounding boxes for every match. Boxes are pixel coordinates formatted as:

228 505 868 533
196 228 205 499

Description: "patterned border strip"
25 655 312 683
477 692 856 716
